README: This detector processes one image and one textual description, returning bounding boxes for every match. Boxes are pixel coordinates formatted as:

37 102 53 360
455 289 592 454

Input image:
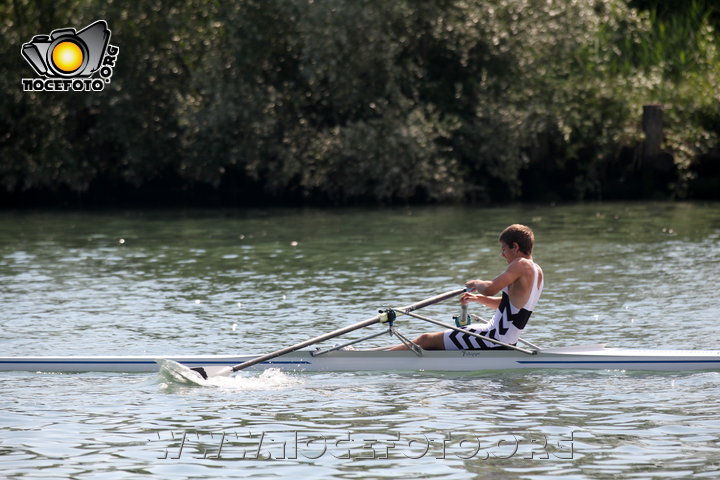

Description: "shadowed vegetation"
1 0 718 206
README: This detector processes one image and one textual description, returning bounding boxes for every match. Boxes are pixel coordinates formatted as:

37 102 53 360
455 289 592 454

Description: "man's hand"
465 279 492 294
461 292 479 305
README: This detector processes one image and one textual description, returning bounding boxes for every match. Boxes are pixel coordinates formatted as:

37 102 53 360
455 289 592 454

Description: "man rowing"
390 224 543 350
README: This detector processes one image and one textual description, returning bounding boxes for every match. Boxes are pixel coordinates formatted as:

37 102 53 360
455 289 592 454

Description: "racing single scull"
1 345 719 373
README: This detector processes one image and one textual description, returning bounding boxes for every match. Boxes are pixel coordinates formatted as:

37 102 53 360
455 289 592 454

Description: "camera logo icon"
21 20 119 92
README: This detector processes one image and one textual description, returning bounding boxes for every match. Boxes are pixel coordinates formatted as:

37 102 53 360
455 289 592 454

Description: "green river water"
1 202 719 479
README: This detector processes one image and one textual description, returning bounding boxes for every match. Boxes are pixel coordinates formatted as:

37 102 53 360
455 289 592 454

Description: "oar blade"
156 358 209 385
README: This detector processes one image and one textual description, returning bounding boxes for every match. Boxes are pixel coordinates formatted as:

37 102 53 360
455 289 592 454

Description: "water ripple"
1 204 720 479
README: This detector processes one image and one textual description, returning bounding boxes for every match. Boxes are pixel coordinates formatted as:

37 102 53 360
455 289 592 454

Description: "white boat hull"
1 345 720 373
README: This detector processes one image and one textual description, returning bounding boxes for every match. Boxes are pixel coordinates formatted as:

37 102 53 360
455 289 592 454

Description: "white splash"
206 368 302 391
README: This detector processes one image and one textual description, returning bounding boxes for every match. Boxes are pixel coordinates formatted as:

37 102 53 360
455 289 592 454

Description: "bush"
1 0 718 205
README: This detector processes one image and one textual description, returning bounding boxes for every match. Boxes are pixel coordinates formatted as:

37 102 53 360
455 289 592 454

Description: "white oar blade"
156 359 209 385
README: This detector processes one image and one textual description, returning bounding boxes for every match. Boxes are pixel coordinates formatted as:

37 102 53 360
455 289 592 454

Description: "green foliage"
1 0 718 204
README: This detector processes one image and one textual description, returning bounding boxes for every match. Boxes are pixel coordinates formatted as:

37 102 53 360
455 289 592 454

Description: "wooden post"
639 104 675 197
642 105 663 162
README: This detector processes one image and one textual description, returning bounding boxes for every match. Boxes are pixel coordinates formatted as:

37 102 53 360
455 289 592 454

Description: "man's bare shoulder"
508 257 536 273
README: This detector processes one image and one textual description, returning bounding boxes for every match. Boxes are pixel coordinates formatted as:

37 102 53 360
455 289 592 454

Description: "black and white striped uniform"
443 263 543 350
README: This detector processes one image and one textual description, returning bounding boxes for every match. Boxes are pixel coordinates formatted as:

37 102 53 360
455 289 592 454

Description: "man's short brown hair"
499 224 535 255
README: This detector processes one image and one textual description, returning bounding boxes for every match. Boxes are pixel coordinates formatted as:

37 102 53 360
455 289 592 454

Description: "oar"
191 288 465 379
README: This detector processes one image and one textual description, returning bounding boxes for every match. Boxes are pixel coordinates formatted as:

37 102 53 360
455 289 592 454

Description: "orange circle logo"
51 41 84 73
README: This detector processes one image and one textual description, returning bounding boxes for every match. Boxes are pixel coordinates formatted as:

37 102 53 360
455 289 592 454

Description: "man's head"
499 224 535 256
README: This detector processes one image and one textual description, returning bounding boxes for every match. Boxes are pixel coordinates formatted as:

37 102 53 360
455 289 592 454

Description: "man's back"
506 257 543 311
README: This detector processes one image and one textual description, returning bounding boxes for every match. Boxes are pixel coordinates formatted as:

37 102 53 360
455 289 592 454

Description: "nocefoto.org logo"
21 20 119 92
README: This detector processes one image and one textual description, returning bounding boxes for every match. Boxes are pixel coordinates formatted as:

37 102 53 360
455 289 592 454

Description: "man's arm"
461 292 501 309
461 265 520 310
466 262 523 297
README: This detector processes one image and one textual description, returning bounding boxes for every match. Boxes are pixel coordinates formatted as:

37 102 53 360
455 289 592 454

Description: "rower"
390 224 543 351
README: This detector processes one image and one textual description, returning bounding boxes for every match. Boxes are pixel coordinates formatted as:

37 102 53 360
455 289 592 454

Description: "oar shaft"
231 288 465 372
397 288 466 313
